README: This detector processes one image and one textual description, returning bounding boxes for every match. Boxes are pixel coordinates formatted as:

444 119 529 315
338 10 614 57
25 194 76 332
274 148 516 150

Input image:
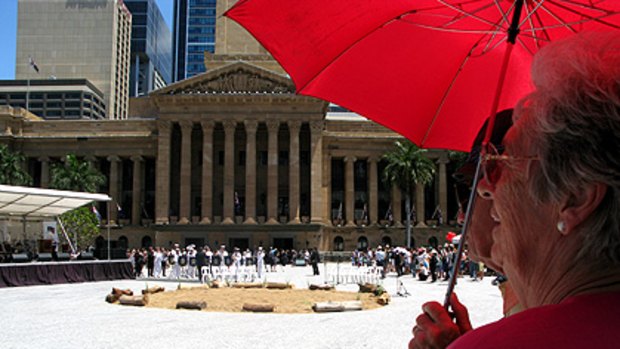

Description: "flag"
234 191 241 214
336 202 343 221
91 205 102 222
456 206 465 226
385 204 393 223
362 203 368 222
431 205 443 225
29 56 39 73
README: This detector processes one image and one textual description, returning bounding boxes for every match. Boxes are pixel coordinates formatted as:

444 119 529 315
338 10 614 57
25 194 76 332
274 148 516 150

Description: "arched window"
141 235 153 248
95 235 105 249
333 236 344 252
428 236 438 249
381 236 392 247
357 236 368 251
118 236 128 249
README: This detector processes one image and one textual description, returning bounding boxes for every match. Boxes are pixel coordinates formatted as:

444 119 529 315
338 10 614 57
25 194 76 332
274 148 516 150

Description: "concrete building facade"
15 0 132 120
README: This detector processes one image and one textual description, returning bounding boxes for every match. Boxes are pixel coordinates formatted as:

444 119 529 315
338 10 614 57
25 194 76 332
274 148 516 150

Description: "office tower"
124 0 172 97
0 79 106 120
173 0 217 81
15 0 132 120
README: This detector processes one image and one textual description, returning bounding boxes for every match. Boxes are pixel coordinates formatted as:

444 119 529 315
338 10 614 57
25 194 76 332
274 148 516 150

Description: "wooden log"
112 288 133 297
119 294 149 306
377 293 391 305
142 286 165 295
309 284 334 291
341 300 363 311
105 293 120 304
312 301 345 313
242 303 275 312
232 283 264 289
358 283 377 293
176 301 207 310
265 282 292 289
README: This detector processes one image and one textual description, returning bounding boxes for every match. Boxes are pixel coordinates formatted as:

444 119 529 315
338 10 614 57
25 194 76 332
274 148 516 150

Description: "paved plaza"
0 263 503 349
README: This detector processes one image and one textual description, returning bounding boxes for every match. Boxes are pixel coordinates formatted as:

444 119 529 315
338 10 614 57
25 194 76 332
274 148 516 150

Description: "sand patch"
145 286 384 313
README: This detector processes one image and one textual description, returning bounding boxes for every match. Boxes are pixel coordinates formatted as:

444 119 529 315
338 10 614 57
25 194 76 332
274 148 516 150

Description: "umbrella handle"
443 154 483 309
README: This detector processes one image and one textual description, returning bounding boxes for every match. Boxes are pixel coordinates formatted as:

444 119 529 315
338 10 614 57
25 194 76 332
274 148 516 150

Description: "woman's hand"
409 293 473 349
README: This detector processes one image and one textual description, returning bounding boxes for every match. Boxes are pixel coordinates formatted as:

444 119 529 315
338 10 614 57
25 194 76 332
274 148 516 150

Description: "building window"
334 236 344 252
238 151 246 166
357 236 369 251
279 151 289 166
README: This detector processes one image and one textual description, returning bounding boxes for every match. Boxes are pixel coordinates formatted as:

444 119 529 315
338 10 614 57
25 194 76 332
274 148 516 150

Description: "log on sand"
341 300 363 311
309 284 334 291
176 301 207 310
358 283 377 293
232 283 264 289
265 282 292 289
112 288 133 296
142 286 165 294
242 303 275 312
312 301 345 313
119 294 149 306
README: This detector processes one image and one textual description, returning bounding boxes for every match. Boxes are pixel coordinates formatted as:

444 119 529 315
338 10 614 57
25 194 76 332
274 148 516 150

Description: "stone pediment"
152 61 295 96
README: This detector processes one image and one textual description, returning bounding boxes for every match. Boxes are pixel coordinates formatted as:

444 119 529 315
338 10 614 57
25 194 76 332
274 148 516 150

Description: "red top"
449 291 620 348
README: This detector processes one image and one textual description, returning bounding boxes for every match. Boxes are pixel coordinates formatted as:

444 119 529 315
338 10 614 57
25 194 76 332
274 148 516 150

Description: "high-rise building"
15 0 132 120
173 0 217 81
125 0 172 97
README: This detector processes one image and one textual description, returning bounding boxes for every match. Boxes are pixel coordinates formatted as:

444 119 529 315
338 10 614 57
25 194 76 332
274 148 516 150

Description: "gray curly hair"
515 31 620 265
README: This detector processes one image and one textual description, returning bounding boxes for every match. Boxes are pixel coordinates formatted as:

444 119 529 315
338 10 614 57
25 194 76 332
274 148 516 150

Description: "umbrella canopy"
225 0 620 151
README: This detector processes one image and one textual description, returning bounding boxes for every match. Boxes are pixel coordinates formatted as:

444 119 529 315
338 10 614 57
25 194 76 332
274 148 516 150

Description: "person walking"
310 248 320 276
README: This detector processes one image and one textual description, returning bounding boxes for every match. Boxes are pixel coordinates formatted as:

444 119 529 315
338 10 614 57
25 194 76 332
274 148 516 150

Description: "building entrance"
273 238 294 250
229 238 249 250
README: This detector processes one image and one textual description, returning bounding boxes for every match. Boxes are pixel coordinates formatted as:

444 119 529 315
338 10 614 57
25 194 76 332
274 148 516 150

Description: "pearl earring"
557 221 566 233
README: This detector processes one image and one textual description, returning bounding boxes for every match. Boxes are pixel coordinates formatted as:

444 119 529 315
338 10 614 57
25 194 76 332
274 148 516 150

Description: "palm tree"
49 154 105 192
382 140 435 248
0 144 32 186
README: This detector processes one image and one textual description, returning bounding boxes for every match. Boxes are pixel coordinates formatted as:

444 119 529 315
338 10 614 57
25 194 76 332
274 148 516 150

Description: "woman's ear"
557 183 607 236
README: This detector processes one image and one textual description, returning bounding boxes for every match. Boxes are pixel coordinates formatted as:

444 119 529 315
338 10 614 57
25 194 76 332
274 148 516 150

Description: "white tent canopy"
0 185 110 218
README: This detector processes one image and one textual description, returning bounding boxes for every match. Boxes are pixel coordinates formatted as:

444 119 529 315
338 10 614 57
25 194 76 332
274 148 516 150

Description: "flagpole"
26 77 30 111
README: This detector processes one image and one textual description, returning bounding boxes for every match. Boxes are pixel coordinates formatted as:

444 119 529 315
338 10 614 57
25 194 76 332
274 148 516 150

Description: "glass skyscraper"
173 0 217 81
125 0 172 97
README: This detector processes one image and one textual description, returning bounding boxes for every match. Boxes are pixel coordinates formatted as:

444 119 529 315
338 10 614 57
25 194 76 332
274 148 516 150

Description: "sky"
0 0 174 80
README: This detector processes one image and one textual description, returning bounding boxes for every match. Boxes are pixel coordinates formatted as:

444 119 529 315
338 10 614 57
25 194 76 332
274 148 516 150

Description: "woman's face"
477 123 557 287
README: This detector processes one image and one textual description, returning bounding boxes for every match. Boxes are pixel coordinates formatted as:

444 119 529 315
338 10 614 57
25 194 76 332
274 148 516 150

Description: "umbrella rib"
420 42 477 147
544 0 620 31
437 0 504 30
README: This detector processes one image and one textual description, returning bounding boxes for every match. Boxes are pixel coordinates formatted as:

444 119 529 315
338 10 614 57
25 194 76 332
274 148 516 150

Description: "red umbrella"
225 0 620 151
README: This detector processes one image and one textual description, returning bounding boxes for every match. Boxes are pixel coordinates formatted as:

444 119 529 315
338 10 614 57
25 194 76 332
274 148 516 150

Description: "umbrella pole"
443 154 483 309
444 1 525 308
483 0 525 146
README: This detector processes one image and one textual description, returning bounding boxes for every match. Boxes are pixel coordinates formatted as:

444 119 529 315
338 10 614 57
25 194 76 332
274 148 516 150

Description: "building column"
344 156 356 227
107 155 121 225
415 183 427 227
155 120 171 224
310 121 324 224
266 120 279 224
368 157 378 226
392 185 403 227
323 153 332 226
131 156 143 226
222 120 236 224
288 120 301 224
200 120 214 224
438 154 449 224
178 120 193 224
244 120 258 224
39 156 50 188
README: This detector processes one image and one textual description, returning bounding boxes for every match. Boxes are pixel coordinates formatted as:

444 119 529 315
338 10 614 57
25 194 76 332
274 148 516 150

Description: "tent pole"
56 217 75 254
107 202 111 260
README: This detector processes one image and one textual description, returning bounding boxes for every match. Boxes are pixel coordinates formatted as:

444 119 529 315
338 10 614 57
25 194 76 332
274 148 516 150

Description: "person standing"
310 247 320 276
146 247 155 277
256 246 265 279
195 246 207 282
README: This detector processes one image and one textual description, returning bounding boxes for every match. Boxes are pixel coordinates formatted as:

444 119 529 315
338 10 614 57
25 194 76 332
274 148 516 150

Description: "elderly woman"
410 31 620 348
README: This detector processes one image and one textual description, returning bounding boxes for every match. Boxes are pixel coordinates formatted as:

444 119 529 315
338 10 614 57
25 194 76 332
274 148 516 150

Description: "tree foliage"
0 144 32 186
49 155 107 251
382 140 436 247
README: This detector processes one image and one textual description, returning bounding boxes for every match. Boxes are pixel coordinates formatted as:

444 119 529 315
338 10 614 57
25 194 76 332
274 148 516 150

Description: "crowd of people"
350 244 491 283
128 244 319 280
